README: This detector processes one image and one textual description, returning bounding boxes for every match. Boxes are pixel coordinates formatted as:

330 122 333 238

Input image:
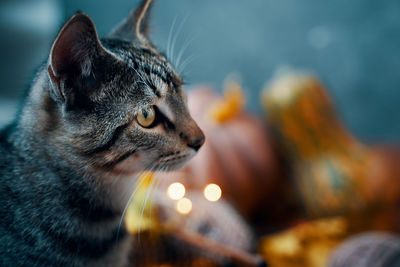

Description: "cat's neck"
12 69 57 151
8 68 136 213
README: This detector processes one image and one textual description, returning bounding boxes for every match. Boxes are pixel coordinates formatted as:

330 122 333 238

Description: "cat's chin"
103 160 187 177
154 152 195 172
106 150 196 175
156 160 188 172
103 167 140 177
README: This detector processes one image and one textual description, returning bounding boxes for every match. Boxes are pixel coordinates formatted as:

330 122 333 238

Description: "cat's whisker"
115 165 155 243
137 170 160 243
124 164 159 221
170 15 189 67
147 165 168 231
175 34 197 72
148 168 163 228
110 162 141 189
119 169 146 204
178 54 198 75
167 16 178 61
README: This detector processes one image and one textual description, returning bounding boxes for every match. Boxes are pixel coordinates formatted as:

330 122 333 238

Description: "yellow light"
167 182 186 200
175 197 192 214
203 183 222 202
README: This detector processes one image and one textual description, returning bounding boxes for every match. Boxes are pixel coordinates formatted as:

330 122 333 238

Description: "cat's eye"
136 106 156 128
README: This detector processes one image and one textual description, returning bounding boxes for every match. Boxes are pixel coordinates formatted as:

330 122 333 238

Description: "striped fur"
0 1 204 266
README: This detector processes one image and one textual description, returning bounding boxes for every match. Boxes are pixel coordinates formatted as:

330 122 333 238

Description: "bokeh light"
203 183 222 202
175 197 192 214
167 182 185 200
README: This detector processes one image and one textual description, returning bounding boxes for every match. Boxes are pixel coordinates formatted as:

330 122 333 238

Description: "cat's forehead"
100 38 186 116
102 38 183 93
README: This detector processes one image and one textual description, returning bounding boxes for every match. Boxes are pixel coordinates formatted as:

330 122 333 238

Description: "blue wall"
1 0 400 142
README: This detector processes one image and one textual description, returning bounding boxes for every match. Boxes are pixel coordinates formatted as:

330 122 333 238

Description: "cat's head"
45 0 204 174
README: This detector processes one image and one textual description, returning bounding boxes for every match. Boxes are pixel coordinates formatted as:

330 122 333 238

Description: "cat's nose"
187 135 205 151
180 118 205 151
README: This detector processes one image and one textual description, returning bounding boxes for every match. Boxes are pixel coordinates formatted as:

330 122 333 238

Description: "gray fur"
0 0 204 266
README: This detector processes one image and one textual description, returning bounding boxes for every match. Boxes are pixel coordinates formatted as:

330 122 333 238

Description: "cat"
0 0 205 266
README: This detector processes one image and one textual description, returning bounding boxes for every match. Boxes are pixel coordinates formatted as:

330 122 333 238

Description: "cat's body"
0 120 132 266
0 1 204 266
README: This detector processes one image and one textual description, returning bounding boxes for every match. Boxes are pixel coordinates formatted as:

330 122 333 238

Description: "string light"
167 182 185 200
175 197 192 214
203 183 222 202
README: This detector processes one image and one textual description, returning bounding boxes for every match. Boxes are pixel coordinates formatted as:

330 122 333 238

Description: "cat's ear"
48 12 104 104
108 0 153 44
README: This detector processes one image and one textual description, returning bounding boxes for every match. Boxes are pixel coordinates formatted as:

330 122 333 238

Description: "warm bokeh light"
175 197 192 214
167 182 185 200
203 183 222 202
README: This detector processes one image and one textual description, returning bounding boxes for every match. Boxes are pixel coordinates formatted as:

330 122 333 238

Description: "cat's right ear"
48 12 104 104
108 0 153 44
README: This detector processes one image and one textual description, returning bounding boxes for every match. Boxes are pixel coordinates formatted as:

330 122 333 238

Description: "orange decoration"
207 80 246 123
259 74 400 267
259 217 349 267
262 74 400 231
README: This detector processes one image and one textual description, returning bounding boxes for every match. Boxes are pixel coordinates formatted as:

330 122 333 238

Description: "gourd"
261 74 400 231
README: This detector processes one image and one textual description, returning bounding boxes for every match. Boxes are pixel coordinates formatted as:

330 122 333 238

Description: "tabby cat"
0 0 204 266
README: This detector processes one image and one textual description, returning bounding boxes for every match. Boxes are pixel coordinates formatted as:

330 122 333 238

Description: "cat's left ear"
108 0 153 44
48 12 106 105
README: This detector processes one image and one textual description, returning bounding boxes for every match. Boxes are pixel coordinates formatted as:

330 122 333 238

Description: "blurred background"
2 1 400 266
1 0 399 142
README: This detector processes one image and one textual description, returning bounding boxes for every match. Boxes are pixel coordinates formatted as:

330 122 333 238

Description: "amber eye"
136 106 156 128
